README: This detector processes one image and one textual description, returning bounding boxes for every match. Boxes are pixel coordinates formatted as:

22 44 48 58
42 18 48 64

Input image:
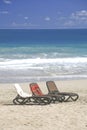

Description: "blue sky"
0 0 87 29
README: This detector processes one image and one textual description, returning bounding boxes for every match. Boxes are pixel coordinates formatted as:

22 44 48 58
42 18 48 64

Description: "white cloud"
3 0 12 4
76 10 87 16
71 10 87 21
11 22 40 28
24 17 29 20
0 11 9 14
44 16 51 21
56 10 87 28
57 11 62 15
64 20 75 27
12 22 16 26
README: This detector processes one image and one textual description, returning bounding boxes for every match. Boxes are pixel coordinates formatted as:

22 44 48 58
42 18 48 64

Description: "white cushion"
14 84 32 98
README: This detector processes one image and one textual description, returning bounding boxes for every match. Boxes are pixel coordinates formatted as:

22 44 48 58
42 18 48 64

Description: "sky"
0 0 87 29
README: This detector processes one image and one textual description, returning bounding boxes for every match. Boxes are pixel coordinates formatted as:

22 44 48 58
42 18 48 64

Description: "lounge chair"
29 83 65 103
13 84 51 105
46 81 79 102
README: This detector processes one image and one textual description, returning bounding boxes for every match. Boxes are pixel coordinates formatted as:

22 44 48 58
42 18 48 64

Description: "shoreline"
0 79 87 130
1 75 87 83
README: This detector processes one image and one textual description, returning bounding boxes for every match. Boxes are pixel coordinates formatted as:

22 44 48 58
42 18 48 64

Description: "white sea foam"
1 57 87 64
0 57 87 75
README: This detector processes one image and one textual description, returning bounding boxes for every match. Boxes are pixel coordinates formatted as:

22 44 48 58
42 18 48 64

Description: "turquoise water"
0 29 87 83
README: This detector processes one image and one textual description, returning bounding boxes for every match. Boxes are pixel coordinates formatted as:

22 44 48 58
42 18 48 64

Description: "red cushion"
30 84 43 96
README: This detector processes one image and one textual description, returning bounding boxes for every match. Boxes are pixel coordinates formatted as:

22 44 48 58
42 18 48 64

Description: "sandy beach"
0 79 87 130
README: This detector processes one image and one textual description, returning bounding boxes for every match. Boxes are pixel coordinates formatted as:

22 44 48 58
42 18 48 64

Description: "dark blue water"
0 29 87 83
0 29 87 45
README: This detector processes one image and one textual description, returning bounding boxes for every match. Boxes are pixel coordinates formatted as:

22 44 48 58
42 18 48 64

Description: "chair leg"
33 97 51 105
13 95 27 105
71 94 79 101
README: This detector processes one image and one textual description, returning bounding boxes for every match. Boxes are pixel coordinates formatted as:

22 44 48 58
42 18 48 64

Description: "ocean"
0 29 87 83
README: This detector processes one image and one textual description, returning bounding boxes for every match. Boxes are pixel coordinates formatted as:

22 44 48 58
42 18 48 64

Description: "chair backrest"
46 81 59 93
14 84 30 98
30 83 43 96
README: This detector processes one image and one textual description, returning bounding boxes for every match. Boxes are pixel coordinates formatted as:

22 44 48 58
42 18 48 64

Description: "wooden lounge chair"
13 84 51 105
29 83 65 103
46 81 79 102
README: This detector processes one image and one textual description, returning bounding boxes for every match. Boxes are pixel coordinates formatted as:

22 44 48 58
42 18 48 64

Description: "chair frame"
13 84 51 105
29 83 65 103
46 81 79 102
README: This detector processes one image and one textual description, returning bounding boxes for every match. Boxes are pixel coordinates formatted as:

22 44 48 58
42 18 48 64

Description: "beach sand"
0 79 87 130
